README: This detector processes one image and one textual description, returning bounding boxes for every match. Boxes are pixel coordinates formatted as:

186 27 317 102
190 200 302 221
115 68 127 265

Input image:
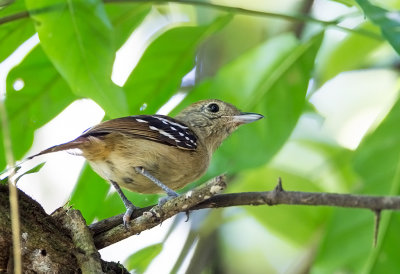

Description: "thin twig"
0 101 21 273
0 0 382 40
373 210 381 247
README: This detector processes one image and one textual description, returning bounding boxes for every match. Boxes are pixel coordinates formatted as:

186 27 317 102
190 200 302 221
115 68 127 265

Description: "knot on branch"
265 177 285 206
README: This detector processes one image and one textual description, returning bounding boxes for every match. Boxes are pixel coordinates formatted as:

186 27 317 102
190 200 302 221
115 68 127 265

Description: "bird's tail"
26 139 84 160
0 139 84 179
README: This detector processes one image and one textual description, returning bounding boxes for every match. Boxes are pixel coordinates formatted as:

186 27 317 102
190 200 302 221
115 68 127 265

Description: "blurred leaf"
298 140 358 191
313 98 400 272
356 0 400 54
231 165 330 245
317 22 382 84
124 15 232 114
15 162 45 183
0 0 35 62
106 3 151 49
178 32 323 178
125 243 163 272
69 164 110 224
25 0 128 118
1 46 76 170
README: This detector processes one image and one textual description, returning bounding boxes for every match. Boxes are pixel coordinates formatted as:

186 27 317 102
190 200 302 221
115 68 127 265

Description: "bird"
27 99 264 226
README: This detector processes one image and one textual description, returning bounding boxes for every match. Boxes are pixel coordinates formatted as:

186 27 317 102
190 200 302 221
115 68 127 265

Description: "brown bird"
28 99 263 225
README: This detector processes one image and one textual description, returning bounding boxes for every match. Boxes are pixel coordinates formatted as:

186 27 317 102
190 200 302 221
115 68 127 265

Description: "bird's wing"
81 115 198 150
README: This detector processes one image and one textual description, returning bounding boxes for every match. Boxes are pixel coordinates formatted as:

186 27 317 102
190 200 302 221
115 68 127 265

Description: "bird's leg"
110 180 137 228
134 167 179 205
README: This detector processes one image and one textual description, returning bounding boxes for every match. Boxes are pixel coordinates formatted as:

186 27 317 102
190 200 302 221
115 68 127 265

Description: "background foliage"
1 0 400 272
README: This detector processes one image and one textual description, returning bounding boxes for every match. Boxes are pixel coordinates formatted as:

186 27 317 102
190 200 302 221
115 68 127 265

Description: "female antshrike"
28 99 264 226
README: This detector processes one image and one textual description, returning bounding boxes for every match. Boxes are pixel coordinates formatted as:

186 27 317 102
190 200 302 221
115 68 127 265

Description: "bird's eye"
207 103 219 113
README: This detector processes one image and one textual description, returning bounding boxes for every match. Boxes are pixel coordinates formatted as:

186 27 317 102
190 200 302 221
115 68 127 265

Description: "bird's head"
175 99 264 153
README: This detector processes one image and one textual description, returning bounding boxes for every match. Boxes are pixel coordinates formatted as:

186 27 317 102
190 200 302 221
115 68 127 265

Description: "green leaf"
313 98 400 272
178 32 324 177
15 162 45 183
105 2 151 49
125 243 163 273
0 0 35 62
69 164 110 224
317 22 382 84
1 46 76 169
124 15 232 114
25 0 128 118
356 0 400 55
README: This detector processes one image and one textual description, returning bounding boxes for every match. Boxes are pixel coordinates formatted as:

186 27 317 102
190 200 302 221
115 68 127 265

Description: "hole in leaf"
13 79 24 91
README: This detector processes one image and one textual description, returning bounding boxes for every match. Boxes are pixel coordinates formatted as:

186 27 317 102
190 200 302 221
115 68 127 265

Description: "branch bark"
90 178 400 250
0 184 128 273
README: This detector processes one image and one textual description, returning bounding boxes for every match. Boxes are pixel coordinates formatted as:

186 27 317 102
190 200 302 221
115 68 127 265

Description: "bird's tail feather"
1 139 85 179
26 140 83 160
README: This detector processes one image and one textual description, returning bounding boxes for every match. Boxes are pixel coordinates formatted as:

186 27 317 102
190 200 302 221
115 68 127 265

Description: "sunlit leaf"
25 0 128 118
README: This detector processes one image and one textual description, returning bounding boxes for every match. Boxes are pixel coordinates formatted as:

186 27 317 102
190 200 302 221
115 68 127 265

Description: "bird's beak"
233 112 264 124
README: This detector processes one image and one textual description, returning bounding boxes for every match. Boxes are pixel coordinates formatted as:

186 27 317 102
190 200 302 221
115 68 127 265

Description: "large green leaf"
356 0 400 55
105 2 151 49
124 15 231 114
312 98 400 272
0 46 76 169
0 0 35 62
177 32 324 178
25 0 128 118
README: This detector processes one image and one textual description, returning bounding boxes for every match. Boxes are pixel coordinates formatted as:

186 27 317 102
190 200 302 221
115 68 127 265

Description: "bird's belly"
88 147 208 194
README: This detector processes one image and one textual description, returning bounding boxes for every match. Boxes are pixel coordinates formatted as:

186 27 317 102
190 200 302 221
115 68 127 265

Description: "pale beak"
233 112 264 124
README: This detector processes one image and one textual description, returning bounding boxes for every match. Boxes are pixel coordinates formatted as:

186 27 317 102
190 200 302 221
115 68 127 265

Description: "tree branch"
0 0 381 40
91 178 400 250
93 175 227 249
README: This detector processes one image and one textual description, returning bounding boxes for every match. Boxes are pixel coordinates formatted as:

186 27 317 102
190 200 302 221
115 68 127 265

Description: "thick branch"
91 179 400 250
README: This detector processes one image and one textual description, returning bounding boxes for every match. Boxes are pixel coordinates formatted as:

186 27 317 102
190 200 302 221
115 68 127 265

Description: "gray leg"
134 167 179 198
110 180 136 228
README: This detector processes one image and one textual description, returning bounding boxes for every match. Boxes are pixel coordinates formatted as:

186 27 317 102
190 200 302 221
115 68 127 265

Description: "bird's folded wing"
81 115 198 150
